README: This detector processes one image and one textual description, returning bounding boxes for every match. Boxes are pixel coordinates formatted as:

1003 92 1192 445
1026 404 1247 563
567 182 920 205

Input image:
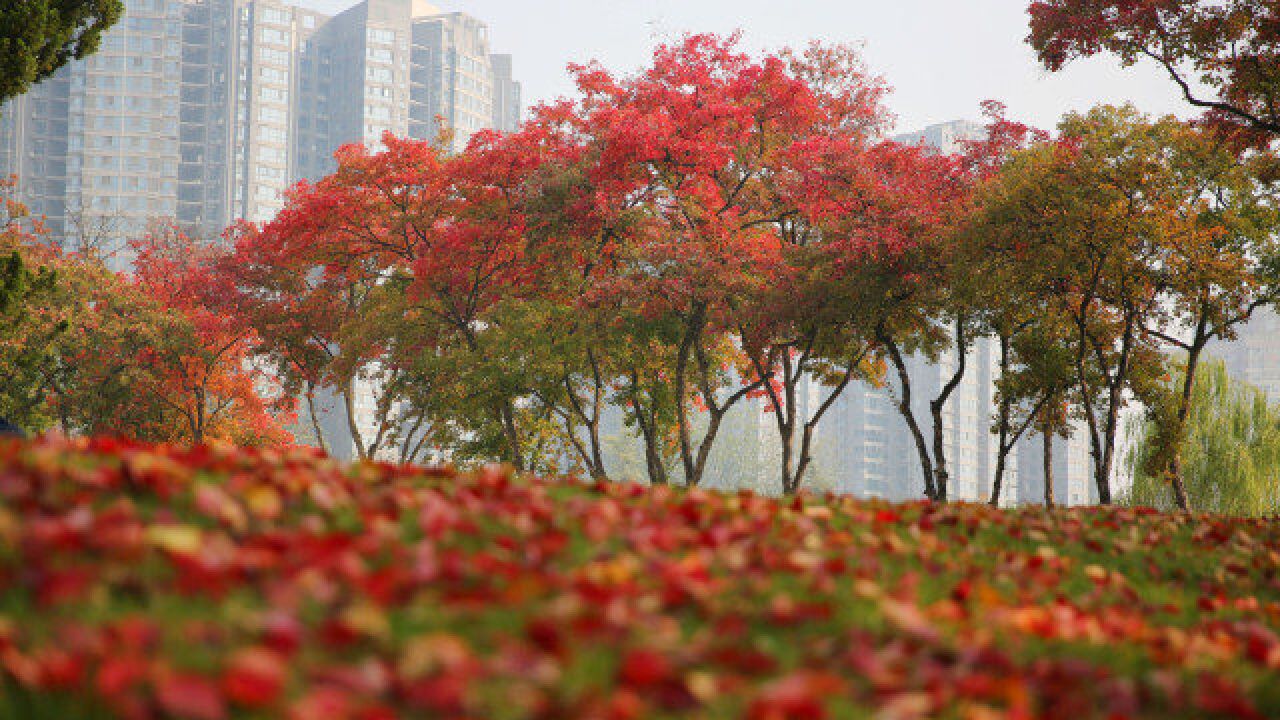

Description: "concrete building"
1 0 187 261
410 9 507 150
1216 308 1280 401
1 0 521 253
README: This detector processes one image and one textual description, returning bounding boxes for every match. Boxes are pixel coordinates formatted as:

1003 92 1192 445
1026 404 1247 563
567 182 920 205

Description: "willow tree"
1126 360 1280 516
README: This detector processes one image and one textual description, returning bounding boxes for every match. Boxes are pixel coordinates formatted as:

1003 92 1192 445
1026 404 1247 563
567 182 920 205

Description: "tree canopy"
0 0 123 102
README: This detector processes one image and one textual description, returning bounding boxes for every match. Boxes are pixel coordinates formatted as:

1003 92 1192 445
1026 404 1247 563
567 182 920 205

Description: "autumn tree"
1027 0 1280 141
859 104 1037 503
965 106 1254 505
563 35 933 489
228 217 430 461
1134 128 1280 510
124 226 294 446
727 43 893 495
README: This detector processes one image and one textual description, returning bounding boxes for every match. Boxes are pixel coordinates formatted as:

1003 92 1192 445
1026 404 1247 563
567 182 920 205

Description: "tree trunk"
990 336 1012 506
1167 337 1205 512
342 378 369 460
1043 431 1055 509
779 352 798 494
990 450 1007 508
497 399 525 472
673 307 704 487
305 385 328 454
928 319 969 503
930 400 950 503
879 330 935 500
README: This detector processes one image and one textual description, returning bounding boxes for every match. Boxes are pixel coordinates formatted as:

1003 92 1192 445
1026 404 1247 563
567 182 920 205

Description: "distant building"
1216 308 1280 401
0 0 522 253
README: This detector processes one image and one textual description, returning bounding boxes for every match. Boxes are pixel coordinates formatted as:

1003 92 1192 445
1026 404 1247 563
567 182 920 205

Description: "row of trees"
215 35 1278 510
4 10 1279 511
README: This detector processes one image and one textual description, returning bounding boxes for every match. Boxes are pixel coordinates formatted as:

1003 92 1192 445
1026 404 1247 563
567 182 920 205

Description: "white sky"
295 0 1196 134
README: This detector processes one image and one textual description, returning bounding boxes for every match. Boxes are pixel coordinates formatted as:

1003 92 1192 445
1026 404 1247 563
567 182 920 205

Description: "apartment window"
263 27 290 45
261 48 289 65
258 106 287 124
259 146 286 163
261 67 288 83
368 28 395 44
256 166 285 181
367 47 393 63
261 7 290 24
302 15 316 29
367 105 391 121
367 67 392 83
261 127 287 144
258 86 288 103
255 185 278 201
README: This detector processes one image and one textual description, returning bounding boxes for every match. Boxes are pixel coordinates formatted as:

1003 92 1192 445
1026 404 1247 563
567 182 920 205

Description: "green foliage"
0 0 123 102
0 250 64 431
1125 360 1280 516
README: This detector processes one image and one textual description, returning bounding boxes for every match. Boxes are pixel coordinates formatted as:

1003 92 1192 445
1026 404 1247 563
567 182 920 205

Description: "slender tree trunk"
1167 335 1206 512
305 385 328 454
497 399 525 472
990 336 1012 506
637 410 668 486
1043 430 1055 509
627 371 669 486
578 352 609 478
674 306 705 486
673 308 764 488
779 354 798 494
342 378 369 460
790 355 861 495
930 400 950 503
928 319 968 503
879 330 935 500
688 405 728 488
990 451 1007 508
586 414 606 479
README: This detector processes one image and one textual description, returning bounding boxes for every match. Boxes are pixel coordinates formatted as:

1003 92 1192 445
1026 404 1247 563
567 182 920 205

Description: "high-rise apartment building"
0 0 521 251
1 0 188 259
1216 308 1280 401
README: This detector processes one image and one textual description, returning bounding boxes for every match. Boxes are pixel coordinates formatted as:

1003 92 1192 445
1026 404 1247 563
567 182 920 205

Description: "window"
258 106 286 124
260 47 289 65
261 27 290 45
367 67 391 83
255 185 278 201
368 28 395 44
261 67 288 83
261 127 287 144
367 47 393 63
259 146 286 163
258 86 288 103
256 165 285 181
261 7 290 24
303 15 316 29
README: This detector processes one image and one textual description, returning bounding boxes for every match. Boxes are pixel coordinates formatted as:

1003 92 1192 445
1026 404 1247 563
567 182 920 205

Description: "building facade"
1 0 521 251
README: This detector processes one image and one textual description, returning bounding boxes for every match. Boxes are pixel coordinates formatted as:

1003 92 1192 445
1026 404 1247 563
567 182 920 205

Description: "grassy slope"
1 437 1279 719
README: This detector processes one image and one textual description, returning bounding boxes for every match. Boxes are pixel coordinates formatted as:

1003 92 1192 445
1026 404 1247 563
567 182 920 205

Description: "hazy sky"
296 0 1195 134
